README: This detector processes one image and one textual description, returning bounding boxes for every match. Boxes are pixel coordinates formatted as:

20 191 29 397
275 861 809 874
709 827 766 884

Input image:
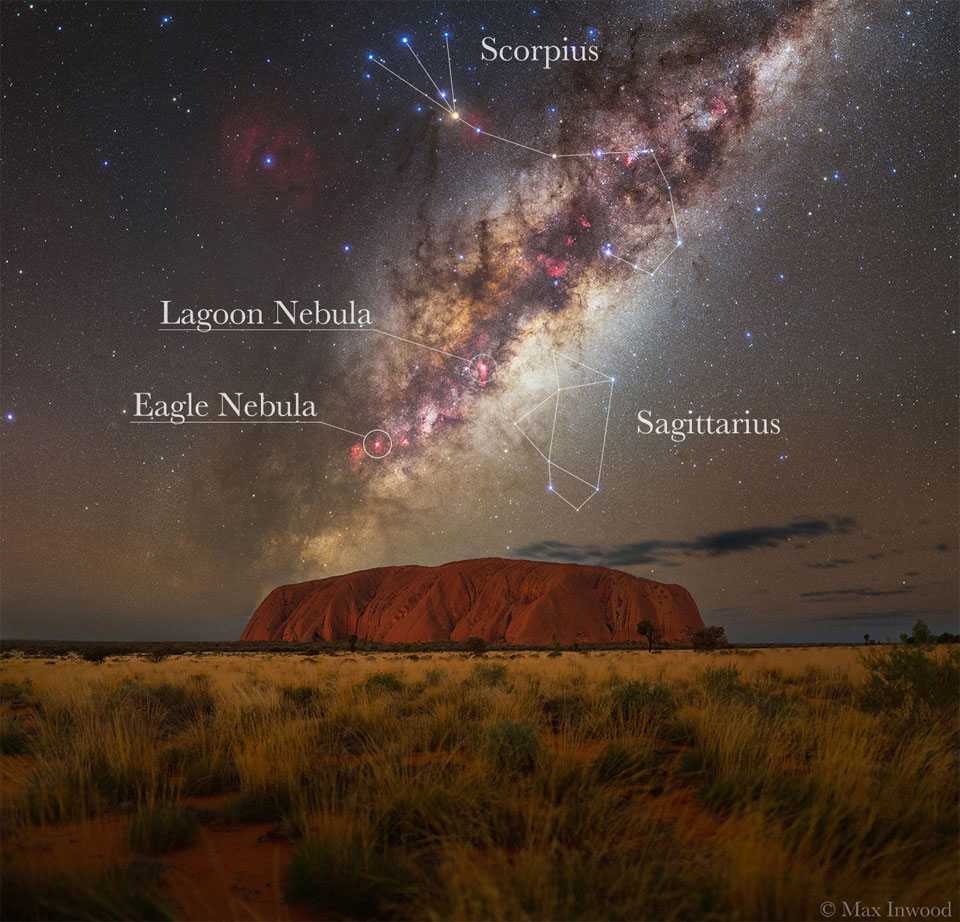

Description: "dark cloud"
936 543 950 552
514 517 855 567
807 558 855 569
820 609 934 623
800 585 919 601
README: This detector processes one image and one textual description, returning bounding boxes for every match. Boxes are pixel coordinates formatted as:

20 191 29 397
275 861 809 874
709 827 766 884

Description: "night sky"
1 1 956 642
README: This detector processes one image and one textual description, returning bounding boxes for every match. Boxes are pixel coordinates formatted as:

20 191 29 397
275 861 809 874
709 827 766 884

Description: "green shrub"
322 711 376 755
609 681 677 723
0 679 37 709
0 714 30 756
691 626 728 651
363 671 404 695
540 694 585 733
287 831 411 917
104 679 215 736
220 783 294 823
483 720 541 775
858 644 959 720
280 684 324 714
0 726 30 756
472 662 507 686
702 665 750 700
464 636 488 655
128 804 198 855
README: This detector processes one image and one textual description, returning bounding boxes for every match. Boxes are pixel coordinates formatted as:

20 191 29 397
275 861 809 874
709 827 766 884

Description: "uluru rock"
240 558 703 645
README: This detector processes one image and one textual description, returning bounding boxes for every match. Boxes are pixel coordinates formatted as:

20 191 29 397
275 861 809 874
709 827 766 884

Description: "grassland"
1 645 957 921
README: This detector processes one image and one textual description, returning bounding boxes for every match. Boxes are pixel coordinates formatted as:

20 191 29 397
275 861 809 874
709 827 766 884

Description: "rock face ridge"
240 558 703 645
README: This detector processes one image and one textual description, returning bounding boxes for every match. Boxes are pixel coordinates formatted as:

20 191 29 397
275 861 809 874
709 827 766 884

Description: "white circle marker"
362 429 393 459
468 353 497 387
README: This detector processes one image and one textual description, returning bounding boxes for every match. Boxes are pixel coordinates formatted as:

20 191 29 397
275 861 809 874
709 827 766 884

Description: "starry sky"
1 0 956 642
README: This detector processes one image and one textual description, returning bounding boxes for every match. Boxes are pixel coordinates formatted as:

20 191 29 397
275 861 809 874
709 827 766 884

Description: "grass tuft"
128 803 198 854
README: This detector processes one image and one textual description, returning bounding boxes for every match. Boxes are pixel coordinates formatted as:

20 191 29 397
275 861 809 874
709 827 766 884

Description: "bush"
0 679 37 709
287 831 411 917
280 684 324 714
691 626 728 651
472 663 507 686
128 804 198 854
464 636 488 655
609 681 677 723
540 694 585 733
858 644 959 720
483 721 541 775
106 679 215 736
0 715 28 754
80 646 108 664
364 671 404 695
220 783 294 823
702 665 750 700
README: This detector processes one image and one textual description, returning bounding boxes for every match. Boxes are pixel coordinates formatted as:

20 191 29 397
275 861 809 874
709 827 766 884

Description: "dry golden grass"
1 646 957 921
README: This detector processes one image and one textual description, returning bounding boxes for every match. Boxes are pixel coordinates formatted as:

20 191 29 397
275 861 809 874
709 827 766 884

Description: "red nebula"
580 218 591 227
220 104 321 212
476 361 488 387
709 97 730 118
536 255 569 278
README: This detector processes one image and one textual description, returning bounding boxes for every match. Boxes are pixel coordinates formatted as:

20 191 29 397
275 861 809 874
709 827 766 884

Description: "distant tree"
691 625 728 652
347 634 358 653
937 632 960 644
864 633 870 645
637 619 663 652
80 646 107 664
465 636 488 655
911 619 933 647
